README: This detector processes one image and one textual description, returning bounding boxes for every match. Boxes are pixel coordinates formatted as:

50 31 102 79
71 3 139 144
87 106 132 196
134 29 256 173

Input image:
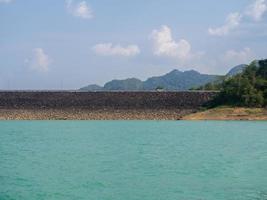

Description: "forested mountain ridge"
80 69 221 91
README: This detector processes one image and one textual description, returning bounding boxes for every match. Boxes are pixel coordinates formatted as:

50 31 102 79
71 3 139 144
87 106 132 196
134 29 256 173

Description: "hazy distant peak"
168 69 182 74
79 84 103 91
226 64 247 76
184 70 201 74
80 68 221 91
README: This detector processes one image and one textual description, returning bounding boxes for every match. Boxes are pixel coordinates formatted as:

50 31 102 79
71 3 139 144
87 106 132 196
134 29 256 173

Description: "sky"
0 0 267 89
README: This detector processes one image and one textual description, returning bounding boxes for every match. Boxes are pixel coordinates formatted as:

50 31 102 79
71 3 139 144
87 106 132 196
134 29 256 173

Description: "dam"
0 91 217 109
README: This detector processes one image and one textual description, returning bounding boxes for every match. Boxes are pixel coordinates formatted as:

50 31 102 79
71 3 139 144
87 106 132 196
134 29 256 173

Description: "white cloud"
26 48 51 72
209 0 267 36
245 0 267 21
151 25 199 61
208 12 242 36
0 0 13 3
66 0 93 19
93 43 140 57
224 47 254 65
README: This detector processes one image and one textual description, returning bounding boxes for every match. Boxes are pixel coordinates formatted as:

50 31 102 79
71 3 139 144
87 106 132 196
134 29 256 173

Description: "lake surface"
1 121 267 200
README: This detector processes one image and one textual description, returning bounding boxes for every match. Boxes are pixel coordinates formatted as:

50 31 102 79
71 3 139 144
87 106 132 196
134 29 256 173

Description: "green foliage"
257 60 267 79
212 59 267 107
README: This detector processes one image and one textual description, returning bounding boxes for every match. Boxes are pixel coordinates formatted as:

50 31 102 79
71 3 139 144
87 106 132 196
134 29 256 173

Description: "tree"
211 59 267 107
257 59 267 79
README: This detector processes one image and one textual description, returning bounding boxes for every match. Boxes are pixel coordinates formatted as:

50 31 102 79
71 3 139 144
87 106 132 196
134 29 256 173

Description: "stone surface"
0 91 218 109
0 108 197 120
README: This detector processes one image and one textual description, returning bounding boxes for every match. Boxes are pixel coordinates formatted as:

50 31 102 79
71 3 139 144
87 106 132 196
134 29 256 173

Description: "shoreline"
182 107 267 121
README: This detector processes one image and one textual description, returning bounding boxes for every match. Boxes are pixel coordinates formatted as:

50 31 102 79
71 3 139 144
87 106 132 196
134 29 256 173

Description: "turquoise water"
0 121 267 200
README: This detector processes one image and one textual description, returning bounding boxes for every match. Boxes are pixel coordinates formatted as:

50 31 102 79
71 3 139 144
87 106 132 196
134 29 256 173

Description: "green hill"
104 78 144 91
80 69 221 91
80 84 103 91
143 70 219 91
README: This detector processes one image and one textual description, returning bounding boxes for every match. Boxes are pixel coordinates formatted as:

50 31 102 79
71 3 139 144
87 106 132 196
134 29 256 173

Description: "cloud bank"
0 0 13 3
26 48 51 72
224 47 254 66
208 12 242 36
246 0 267 21
209 0 267 36
66 0 93 19
93 43 140 57
151 25 203 62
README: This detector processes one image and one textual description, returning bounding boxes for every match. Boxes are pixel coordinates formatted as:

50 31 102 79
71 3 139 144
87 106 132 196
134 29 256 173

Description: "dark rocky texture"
0 108 197 120
0 91 218 109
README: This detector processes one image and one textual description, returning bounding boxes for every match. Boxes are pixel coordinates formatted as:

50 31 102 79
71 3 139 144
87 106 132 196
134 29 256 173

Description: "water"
0 121 267 200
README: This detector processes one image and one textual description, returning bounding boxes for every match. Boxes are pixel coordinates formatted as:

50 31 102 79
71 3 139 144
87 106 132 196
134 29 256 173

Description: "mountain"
80 84 103 91
226 64 247 77
80 69 221 91
143 70 219 91
104 78 143 91
80 64 253 92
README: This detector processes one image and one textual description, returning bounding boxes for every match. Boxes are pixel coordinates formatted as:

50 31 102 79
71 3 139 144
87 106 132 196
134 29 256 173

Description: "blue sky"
0 0 267 89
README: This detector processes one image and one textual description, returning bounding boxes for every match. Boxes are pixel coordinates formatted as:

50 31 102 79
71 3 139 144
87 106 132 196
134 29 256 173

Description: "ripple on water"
0 121 267 200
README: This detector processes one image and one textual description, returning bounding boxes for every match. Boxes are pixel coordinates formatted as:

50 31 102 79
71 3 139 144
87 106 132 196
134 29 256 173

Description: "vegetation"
206 59 267 107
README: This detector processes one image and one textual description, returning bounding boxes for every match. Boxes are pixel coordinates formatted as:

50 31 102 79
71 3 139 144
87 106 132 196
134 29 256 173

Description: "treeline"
196 59 267 107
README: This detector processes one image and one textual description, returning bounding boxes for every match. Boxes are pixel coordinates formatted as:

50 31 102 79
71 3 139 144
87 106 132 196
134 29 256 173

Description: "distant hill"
226 64 247 77
79 64 252 92
80 69 221 91
104 78 143 91
80 84 103 91
143 70 219 91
